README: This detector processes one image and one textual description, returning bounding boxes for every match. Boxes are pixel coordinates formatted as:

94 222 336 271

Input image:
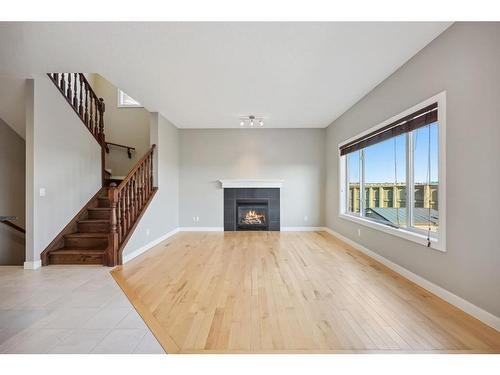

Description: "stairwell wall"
91 74 150 177
25 75 102 267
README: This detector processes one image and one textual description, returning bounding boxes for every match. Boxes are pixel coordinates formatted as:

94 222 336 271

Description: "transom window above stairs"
118 89 142 108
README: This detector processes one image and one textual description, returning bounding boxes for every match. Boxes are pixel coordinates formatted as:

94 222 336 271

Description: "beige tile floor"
0 265 165 354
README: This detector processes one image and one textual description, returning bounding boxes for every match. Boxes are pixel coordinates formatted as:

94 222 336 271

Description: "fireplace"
223 187 280 231
236 200 269 230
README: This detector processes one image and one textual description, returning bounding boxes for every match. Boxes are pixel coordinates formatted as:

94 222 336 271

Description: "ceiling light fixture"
239 115 264 127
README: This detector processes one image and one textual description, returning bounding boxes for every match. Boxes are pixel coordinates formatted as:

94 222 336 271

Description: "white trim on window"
338 91 446 252
117 89 142 108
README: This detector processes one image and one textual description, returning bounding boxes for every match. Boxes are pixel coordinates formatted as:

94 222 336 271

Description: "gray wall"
179 129 326 228
122 113 179 257
0 77 25 139
325 23 500 316
26 75 102 262
92 74 150 176
0 118 25 265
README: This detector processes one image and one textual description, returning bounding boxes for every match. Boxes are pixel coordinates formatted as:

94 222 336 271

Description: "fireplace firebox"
236 200 269 230
223 188 280 231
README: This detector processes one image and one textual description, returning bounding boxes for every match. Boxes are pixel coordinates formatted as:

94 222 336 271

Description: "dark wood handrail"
105 142 136 159
115 144 156 192
106 145 156 265
0 218 25 234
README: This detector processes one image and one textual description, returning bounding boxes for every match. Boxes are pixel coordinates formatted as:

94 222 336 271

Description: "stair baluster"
72 73 78 107
84 85 89 125
67 73 72 98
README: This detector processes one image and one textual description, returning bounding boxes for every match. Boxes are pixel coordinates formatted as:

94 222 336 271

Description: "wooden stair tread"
77 219 110 224
50 248 105 254
88 207 111 211
64 232 108 238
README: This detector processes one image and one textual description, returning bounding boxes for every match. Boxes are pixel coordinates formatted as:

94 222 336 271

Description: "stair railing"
0 216 25 234
107 144 157 266
47 73 107 185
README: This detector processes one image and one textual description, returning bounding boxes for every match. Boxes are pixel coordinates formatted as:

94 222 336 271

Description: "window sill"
339 213 445 252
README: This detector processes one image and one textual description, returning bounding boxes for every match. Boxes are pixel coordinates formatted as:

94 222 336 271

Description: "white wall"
179 129 326 228
325 23 500 317
0 118 25 265
122 112 179 258
92 74 150 176
25 75 102 265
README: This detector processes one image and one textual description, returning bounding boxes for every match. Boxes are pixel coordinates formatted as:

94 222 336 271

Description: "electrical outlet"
196 216 200 222
193 216 196 222
146 228 150 236
304 216 308 222
358 228 361 237
39 188 46 197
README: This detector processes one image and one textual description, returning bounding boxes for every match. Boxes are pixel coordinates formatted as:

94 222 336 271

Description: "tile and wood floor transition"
111 231 500 353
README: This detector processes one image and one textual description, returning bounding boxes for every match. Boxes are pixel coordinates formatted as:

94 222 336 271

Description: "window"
346 151 360 215
339 93 445 251
117 89 142 108
363 133 407 228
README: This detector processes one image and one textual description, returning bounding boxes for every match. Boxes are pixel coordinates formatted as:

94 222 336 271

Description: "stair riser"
98 199 111 208
49 253 104 265
88 210 111 219
77 222 110 233
64 237 108 249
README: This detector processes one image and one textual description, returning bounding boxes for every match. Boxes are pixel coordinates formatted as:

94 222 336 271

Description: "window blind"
339 102 438 156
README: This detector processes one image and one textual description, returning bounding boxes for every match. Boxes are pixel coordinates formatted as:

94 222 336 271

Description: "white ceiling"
0 22 451 129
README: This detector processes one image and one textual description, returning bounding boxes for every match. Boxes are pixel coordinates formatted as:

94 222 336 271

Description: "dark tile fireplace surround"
223 188 280 231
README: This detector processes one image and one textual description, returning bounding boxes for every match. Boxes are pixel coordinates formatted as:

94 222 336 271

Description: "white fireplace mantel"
219 179 284 189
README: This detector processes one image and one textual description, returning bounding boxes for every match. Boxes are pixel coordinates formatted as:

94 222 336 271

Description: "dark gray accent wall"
224 188 280 231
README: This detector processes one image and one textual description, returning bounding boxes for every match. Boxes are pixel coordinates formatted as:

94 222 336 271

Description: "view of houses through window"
345 121 439 235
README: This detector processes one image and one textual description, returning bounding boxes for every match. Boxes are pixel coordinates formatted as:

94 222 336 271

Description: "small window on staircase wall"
117 89 142 108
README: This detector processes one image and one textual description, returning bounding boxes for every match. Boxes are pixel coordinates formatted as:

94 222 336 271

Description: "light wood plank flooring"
111 231 500 353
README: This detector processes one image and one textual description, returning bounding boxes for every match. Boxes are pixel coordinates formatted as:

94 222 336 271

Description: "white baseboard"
122 228 179 264
178 227 223 232
281 226 325 231
24 260 41 270
179 227 325 232
322 227 500 332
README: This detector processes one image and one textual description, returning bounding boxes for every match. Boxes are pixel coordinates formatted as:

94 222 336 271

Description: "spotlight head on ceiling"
239 115 264 128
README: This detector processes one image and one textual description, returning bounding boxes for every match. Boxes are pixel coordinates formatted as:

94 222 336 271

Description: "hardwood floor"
111 231 500 353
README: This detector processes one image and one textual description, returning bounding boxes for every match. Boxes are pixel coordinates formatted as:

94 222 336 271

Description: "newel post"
107 183 119 266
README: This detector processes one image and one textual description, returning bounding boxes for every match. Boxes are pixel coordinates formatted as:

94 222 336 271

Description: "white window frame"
338 92 446 252
117 89 142 108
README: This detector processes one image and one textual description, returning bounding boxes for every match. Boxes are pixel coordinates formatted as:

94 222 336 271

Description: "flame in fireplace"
241 210 266 225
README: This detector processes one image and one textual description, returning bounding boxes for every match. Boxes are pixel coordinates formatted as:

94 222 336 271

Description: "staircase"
43 187 113 265
41 73 157 267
